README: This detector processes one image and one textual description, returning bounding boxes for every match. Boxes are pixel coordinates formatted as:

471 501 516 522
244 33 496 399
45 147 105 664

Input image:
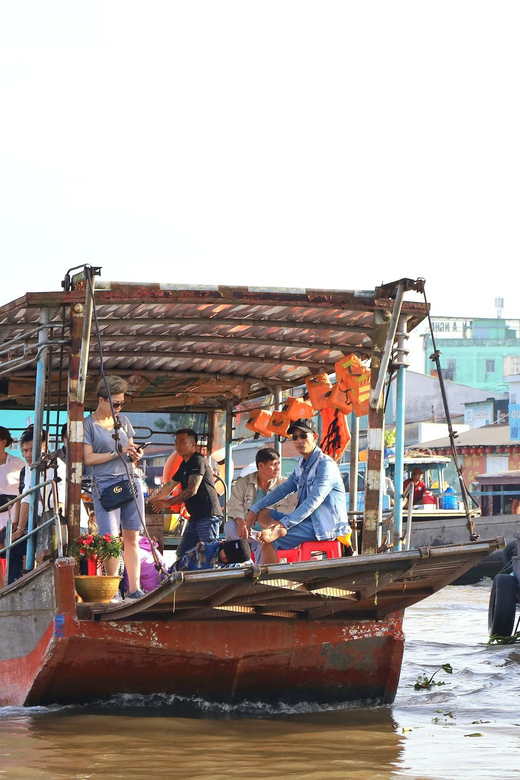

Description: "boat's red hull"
0 560 404 707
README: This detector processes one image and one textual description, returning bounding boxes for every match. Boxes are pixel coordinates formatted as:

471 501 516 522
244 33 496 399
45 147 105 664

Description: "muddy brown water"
0 581 519 779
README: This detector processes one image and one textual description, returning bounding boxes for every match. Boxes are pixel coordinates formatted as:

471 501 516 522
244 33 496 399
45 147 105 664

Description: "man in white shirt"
8 426 48 583
224 447 296 563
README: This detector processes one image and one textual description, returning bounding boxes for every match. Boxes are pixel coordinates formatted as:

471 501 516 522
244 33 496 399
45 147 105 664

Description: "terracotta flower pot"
74 575 121 603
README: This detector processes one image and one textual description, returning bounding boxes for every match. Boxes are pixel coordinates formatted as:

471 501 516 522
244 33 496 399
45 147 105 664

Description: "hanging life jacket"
265 410 292 438
245 409 273 438
281 395 315 421
306 373 333 410
334 354 371 417
328 383 353 415
319 408 351 462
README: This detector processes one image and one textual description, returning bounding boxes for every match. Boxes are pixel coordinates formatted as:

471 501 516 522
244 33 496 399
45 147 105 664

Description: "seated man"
245 419 350 564
403 467 427 506
224 447 297 564
171 538 252 572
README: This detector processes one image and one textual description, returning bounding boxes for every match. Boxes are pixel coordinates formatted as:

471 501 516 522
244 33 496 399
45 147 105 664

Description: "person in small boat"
170 538 252 572
150 428 223 558
224 447 297 564
83 376 145 600
403 467 428 506
245 418 350 564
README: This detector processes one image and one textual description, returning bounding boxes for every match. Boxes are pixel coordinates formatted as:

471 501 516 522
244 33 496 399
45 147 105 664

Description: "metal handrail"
0 337 69 357
382 482 414 550
403 483 415 551
1 479 63 587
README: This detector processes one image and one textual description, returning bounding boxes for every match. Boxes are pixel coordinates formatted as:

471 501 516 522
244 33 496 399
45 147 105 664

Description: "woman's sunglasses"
111 401 125 409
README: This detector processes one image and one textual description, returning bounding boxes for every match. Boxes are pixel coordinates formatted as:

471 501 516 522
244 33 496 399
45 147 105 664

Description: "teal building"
423 317 520 393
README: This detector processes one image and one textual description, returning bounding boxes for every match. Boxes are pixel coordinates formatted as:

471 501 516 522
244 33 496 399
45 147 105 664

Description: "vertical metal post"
274 385 282 460
224 401 234 498
26 308 49 571
370 282 406 408
4 520 12 585
404 489 414 550
207 411 217 457
393 314 408 552
348 412 359 553
363 309 389 554
67 279 94 544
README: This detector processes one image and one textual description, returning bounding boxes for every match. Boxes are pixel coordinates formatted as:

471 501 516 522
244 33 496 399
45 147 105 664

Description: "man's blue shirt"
249 446 350 541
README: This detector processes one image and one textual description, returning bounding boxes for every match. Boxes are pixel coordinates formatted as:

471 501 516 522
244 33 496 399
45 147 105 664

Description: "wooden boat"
0 541 499 706
0 269 501 707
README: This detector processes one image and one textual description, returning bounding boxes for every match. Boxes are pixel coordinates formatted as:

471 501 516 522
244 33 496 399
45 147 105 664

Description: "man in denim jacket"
245 419 350 564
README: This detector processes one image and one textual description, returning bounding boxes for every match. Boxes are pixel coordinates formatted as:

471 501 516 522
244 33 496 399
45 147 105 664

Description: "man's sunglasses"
111 401 125 409
291 432 310 440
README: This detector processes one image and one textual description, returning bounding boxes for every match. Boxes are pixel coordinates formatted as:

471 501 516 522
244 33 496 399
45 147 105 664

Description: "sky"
1 1 518 319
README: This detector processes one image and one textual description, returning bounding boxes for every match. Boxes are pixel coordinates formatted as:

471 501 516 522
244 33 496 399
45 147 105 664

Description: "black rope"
422 288 480 540
54 305 67 457
85 269 167 576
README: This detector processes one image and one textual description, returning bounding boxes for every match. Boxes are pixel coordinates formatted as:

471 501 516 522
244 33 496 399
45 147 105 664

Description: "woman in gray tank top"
83 376 145 599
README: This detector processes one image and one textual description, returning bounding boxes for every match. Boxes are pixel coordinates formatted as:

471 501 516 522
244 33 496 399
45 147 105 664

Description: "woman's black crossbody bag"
99 479 137 511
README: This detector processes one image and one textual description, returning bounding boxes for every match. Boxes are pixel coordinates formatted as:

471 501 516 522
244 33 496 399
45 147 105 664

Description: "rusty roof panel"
0 279 429 411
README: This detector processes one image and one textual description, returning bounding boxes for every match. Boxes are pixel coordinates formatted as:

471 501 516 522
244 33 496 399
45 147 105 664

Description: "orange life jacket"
245 408 273 438
319 408 350 461
265 410 292 438
335 354 371 416
305 373 333 410
162 451 183 483
281 396 315 421
351 389 370 417
328 383 353 415
161 452 191 518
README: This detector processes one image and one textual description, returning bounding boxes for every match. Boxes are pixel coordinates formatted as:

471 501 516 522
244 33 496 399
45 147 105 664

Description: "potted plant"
69 533 123 603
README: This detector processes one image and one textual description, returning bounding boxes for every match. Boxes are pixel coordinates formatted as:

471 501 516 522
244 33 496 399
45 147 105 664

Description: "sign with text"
509 404 520 441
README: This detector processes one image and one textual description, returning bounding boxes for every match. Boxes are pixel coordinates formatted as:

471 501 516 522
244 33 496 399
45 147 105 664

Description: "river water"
0 580 519 779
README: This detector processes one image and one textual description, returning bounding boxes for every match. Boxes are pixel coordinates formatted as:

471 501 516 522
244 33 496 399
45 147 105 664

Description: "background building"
419 316 520 393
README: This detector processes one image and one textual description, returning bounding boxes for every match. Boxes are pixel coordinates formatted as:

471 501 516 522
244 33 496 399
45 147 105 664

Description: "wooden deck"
81 538 503 624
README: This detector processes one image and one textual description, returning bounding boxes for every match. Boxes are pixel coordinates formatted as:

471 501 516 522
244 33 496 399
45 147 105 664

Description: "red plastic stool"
300 540 342 561
277 547 301 564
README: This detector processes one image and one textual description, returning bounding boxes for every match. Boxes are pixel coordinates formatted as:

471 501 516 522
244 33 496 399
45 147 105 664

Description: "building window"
444 360 456 381
486 359 495 373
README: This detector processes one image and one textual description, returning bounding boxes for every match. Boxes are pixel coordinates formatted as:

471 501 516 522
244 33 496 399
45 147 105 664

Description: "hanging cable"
422 287 480 540
85 271 168 576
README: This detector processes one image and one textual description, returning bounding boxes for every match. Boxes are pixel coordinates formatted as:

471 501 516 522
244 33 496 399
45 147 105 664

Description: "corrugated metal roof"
420 424 512 450
0 278 428 412
476 470 520 483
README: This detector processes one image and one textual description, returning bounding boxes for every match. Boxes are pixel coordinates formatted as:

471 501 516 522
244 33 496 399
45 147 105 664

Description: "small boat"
0 269 500 707
343 452 490 582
